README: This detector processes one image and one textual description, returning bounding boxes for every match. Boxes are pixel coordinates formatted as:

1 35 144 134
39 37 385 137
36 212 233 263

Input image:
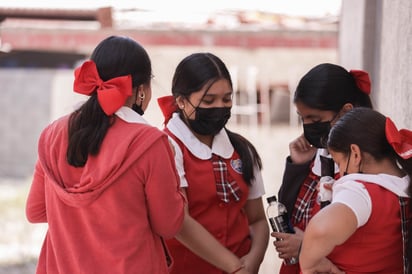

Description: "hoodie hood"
38 113 164 208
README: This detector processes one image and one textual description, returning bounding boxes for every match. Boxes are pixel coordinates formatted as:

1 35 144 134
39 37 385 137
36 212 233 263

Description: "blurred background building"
0 1 339 177
0 0 411 273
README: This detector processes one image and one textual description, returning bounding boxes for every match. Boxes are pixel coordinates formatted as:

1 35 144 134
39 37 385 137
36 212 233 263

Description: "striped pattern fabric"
292 176 318 228
211 154 242 203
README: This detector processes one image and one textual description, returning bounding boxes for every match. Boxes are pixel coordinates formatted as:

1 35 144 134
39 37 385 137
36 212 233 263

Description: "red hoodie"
26 114 185 274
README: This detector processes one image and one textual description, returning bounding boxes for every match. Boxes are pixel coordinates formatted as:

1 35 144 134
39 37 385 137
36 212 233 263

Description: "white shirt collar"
115 106 149 124
335 173 410 198
167 113 234 160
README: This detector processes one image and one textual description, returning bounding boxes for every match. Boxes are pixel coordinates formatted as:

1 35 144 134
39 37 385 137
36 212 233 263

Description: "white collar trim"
336 173 410 198
167 113 234 160
115 106 148 124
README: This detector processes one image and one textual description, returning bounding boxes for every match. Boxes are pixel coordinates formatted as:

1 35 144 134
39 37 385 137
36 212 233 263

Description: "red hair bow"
385 117 412 159
73 60 132 115
349 69 371 95
157 95 178 125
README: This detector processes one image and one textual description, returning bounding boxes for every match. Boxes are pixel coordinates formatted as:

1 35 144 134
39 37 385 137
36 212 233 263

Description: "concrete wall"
339 0 412 128
0 69 53 177
378 0 412 128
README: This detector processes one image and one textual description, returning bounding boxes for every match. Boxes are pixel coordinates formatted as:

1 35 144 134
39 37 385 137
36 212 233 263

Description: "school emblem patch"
230 159 243 174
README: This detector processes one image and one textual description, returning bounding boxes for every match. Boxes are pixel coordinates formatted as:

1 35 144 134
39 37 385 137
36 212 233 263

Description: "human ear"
342 103 354 114
137 85 145 100
350 144 362 166
333 103 354 124
176 96 185 109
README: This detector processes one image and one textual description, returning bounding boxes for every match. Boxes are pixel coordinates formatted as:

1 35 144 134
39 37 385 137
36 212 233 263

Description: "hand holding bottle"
266 195 298 265
272 227 303 261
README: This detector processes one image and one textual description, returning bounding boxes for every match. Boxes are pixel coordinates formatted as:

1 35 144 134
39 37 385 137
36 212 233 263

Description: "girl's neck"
363 158 405 177
194 132 213 148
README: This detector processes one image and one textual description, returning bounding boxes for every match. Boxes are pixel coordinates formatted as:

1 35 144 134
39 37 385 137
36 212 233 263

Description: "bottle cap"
266 195 277 203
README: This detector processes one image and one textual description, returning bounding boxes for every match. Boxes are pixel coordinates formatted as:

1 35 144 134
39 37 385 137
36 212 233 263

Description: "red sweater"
26 115 185 274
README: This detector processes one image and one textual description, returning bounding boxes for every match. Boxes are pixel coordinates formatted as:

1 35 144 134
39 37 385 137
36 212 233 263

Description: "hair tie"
157 95 178 125
385 117 412 159
349 69 371 95
73 60 132 115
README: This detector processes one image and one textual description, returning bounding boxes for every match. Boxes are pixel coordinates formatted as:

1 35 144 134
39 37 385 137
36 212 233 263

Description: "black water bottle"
266 195 297 265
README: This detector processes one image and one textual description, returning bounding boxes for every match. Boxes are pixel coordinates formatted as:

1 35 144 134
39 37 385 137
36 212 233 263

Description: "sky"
1 0 342 17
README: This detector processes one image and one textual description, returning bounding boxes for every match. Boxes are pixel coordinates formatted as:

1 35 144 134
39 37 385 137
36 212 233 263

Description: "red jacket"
26 115 185 274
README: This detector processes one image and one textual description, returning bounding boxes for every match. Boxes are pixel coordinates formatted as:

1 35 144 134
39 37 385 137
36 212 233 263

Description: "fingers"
294 134 313 150
331 264 346 274
272 237 292 258
324 183 334 190
289 134 317 164
271 231 290 239
273 239 286 248
275 245 293 260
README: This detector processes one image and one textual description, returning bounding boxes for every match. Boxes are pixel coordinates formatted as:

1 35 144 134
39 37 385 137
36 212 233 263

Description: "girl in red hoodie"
26 36 185 274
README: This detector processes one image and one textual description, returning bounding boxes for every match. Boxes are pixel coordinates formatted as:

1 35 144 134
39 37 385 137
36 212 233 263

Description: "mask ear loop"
132 90 145 115
186 79 218 117
329 111 341 124
343 150 351 176
184 97 197 118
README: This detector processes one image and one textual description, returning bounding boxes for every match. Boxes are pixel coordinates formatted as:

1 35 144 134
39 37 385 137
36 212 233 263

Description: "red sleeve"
26 159 47 223
144 135 185 238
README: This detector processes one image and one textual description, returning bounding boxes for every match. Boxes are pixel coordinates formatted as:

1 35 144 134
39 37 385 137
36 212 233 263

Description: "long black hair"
171 52 262 185
328 107 412 179
328 107 412 273
67 36 152 167
294 63 373 111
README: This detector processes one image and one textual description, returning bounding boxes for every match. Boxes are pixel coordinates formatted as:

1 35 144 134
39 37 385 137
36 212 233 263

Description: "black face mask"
187 107 231 136
303 121 331 148
132 103 144 115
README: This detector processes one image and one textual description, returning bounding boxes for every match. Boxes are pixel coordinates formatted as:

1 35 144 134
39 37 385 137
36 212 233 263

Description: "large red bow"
73 60 132 115
349 69 371 95
385 117 412 159
157 95 178 125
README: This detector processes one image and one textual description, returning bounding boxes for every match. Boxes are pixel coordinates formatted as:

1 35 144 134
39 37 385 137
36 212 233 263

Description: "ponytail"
226 129 262 186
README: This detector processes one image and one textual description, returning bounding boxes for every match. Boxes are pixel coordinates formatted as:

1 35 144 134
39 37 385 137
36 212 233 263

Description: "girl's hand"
272 227 304 259
239 253 259 274
234 267 251 274
301 257 345 274
289 134 317 164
